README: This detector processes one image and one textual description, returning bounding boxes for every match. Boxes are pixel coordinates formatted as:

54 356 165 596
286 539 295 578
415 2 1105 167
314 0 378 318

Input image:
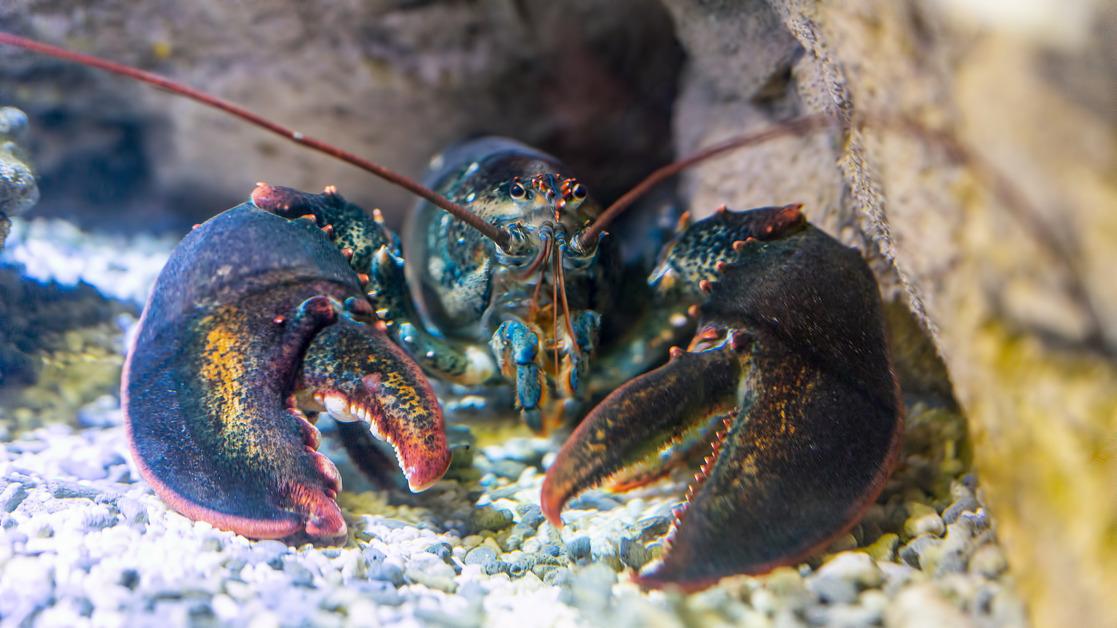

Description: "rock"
515 504 545 529
566 492 621 512
565 537 593 565
899 535 942 570
863 533 900 562
0 483 27 513
969 545 1008 579
0 106 38 249
618 538 649 571
469 506 514 533
903 503 946 538
807 575 858 605
885 584 969 628
816 552 883 589
635 516 672 543
463 546 497 567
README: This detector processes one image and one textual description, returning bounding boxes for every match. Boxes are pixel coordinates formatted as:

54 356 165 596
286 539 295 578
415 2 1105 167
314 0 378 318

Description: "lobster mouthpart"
543 207 902 591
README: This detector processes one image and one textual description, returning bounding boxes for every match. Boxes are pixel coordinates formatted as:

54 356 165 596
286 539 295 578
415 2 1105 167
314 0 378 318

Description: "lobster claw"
124 205 448 542
543 206 902 590
299 318 450 493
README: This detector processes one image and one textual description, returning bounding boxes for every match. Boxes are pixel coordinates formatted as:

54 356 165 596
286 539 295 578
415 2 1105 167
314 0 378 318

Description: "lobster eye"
572 183 587 199
509 182 526 199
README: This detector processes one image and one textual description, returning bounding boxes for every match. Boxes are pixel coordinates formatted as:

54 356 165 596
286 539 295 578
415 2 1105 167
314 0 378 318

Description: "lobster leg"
296 316 451 492
543 205 902 590
490 320 546 430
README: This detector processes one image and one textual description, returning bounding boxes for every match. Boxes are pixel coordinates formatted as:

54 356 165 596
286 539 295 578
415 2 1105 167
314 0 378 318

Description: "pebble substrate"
0 218 1027 627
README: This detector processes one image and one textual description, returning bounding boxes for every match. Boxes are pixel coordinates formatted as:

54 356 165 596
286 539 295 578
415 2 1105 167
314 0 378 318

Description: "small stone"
48 480 102 500
899 534 942 569
482 560 507 576
566 536 592 564
114 497 148 524
885 583 969 627
426 542 454 563
0 483 27 512
903 503 945 538
489 459 526 480
807 575 858 605
515 504 545 529
464 546 497 566
863 533 899 561
405 556 457 592
942 495 979 524
470 506 514 532
633 516 672 545
544 567 572 586
969 544 1007 578
817 552 882 589
373 561 405 587
283 560 315 587
618 538 649 570
567 492 620 512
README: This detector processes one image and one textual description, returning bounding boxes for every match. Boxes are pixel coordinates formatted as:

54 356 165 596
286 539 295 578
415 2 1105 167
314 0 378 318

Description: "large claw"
299 319 450 492
542 206 902 590
124 204 448 541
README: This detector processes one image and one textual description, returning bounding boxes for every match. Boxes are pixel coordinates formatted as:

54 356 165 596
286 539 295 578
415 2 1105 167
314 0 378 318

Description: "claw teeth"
323 394 359 423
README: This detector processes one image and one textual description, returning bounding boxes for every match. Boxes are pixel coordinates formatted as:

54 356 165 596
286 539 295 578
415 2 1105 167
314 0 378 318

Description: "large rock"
662 1 1116 625
0 0 680 229
0 106 38 248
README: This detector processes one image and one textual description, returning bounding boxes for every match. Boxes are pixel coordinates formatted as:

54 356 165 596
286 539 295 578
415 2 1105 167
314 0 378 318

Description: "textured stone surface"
662 1 1117 625
0 0 681 230
0 106 38 248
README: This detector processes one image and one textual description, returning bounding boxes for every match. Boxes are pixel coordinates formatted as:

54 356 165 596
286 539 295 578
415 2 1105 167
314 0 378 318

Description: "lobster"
0 32 902 591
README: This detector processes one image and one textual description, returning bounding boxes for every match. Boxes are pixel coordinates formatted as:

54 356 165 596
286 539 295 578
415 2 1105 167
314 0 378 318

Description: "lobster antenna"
0 32 511 250
579 113 834 245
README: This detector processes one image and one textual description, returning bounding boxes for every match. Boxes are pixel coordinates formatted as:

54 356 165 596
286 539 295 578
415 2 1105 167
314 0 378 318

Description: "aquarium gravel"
0 217 1027 627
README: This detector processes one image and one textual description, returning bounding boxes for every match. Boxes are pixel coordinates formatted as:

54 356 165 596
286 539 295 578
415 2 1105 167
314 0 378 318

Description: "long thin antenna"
0 32 510 250
579 113 834 244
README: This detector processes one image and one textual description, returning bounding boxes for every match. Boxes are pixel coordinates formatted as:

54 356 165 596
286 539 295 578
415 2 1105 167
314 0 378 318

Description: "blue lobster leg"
490 320 545 431
543 205 902 590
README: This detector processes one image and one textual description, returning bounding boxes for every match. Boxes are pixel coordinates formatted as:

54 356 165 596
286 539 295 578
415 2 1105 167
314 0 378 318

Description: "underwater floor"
0 217 1027 627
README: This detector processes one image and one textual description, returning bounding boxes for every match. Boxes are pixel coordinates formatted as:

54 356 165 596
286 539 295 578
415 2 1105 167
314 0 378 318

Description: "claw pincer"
542 204 902 590
124 199 449 541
